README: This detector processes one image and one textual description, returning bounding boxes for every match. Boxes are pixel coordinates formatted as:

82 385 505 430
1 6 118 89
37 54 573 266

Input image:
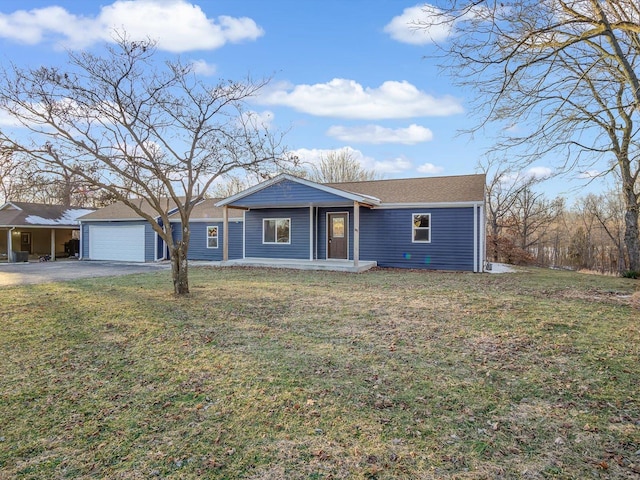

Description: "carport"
0 202 94 262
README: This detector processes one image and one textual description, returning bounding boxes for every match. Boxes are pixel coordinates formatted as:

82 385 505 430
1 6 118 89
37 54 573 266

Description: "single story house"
0 201 94 262
215 173 486 272
78 198 243 262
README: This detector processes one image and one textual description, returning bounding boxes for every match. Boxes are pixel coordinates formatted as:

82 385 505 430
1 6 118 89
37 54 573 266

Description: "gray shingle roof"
78 197 243 221
78 198 182 221
169 198 243 221
0 202 94 227
325 174 486 204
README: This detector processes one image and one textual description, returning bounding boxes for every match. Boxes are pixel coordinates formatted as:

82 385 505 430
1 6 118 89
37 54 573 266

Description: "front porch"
220 257 377 273
1 227 78 262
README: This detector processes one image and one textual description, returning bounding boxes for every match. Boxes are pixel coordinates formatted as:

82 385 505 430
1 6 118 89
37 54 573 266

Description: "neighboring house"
78 198 243 262
0 201 94 262
215 173 486 272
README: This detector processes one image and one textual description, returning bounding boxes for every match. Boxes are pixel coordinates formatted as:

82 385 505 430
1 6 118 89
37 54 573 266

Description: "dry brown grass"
0 266 638 479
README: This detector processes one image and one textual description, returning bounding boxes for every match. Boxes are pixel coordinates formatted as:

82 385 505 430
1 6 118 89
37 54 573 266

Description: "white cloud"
526 166 553 179
0 0 264 52
384 4 453 45
578 170 600 179
259 78 463 119
499 166 554 185
0 108 24 127
416 162 444 174
190 59 217 76
327 124 433 144
291 147 413 175
241 110 275 129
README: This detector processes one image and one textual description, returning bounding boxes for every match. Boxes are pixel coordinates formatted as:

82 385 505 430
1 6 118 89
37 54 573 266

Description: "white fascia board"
0 202 22 211
77 217 145 222
0 224 79 229
376 201 484 209
215 173 381 207
169 218 244 223
215 174 289 207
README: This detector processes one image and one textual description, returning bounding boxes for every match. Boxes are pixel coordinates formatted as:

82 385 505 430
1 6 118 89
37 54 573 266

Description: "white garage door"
89 225 146 262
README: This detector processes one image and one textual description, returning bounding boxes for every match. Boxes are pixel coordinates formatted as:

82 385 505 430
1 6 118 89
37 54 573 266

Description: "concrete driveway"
0 260 170 286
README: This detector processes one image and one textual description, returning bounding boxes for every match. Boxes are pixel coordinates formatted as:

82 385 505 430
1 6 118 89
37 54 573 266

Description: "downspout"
479 203 485 272
309 205 313 261
473 203 478 273
78 223 83 260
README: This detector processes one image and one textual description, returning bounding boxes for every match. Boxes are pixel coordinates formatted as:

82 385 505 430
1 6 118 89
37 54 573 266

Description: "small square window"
412 213 431 243
207 226 218 248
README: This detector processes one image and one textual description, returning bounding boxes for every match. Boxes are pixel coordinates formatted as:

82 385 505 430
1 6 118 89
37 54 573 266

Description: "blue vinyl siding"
172 220 243 261
144 224 155 261
245 208 310 259
81 223 89 259
244 206 477 270
229 179 350 207
81 221 156 262
358 208 476 271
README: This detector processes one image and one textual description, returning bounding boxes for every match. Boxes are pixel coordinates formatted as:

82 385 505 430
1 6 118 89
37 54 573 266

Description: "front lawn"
0 266 638 479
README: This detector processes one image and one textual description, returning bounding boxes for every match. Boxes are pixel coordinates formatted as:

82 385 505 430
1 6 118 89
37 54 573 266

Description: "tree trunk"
170 244 189 295
620 165 640 271
623 205 640 272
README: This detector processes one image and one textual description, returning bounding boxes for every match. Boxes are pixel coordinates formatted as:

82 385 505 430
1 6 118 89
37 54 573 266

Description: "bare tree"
307 149 381 183
582 190 627 271
0 36 290 294
0 143 20 203
422 0 640 271
506 186 564 257
482 160 543 261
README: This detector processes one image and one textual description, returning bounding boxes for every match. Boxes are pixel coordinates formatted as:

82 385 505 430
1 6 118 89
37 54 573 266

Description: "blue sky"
0 0 608 199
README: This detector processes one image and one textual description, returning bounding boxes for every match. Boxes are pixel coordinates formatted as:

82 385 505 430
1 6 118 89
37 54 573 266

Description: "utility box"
13 251 29 262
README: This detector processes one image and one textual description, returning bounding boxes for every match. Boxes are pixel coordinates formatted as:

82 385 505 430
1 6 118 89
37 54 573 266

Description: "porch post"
51 229 56 261
309 205 313 260
353 201 360 267
223 205 229 262
6 228 12 263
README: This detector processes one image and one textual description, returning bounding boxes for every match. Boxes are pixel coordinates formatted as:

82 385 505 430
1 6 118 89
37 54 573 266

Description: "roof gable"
216 174 381 208
216 173 485 208
0 202 22 211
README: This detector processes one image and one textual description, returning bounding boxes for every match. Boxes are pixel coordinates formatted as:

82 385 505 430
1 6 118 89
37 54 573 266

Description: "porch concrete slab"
220 258 377 273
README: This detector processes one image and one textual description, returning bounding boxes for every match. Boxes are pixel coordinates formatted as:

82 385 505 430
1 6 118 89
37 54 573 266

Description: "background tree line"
486 167 634 275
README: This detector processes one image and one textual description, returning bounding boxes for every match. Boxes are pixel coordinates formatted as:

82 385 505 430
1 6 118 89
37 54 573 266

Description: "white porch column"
223 205 229 262
6 228 12 263
50 229 56 261
353 201 360 267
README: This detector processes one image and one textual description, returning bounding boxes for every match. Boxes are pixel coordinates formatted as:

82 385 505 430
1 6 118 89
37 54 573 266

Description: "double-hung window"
207 226 219 248
263 218 290 244
412 213 431 243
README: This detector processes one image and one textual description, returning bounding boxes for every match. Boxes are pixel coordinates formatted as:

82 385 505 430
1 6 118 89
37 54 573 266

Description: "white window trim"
207 225 219 249
412 213 431 243
262 218 291 245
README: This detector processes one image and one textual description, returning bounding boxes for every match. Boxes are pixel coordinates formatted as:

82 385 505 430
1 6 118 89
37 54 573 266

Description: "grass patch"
0 266 639 479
